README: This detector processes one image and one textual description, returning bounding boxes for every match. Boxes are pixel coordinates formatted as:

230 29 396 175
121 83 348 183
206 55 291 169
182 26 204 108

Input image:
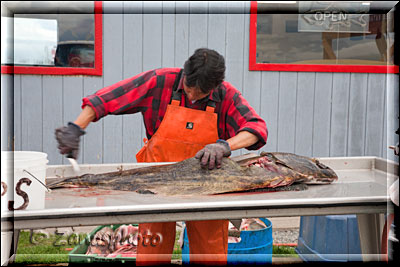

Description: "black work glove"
195 139 231 170
55 122 85 159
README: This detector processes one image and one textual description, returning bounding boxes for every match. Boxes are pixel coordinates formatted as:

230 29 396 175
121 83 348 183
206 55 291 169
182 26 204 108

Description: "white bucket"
1 151 48 213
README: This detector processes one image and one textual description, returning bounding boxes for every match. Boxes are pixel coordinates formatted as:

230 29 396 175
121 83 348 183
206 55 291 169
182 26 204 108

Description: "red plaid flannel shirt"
82 68 267 150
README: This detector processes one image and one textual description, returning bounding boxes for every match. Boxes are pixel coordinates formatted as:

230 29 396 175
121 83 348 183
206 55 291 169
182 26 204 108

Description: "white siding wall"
4 1 399 164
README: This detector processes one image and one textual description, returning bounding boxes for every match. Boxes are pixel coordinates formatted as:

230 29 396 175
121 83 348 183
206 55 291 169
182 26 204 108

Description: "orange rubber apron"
135 88 229 266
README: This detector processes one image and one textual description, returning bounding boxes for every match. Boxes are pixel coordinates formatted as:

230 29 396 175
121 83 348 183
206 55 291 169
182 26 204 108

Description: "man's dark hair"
183 48 226 94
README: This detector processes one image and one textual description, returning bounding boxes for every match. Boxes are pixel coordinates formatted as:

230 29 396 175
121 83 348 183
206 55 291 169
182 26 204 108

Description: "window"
249 1 398 73
1 1 102 76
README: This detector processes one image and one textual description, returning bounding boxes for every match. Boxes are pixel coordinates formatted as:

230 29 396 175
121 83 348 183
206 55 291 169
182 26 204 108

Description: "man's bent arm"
73 105 96 130
227 131 259 151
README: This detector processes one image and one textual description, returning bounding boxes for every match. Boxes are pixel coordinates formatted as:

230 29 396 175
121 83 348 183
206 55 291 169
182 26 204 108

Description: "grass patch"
15 230 87 264
14 254 69 264
273 245 298 257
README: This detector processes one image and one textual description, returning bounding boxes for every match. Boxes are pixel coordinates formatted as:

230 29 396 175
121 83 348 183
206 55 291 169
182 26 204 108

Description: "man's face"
183 77 210 102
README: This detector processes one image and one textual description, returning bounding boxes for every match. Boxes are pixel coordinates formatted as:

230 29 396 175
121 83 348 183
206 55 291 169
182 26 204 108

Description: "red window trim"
249 1 399 74
1 1 103 76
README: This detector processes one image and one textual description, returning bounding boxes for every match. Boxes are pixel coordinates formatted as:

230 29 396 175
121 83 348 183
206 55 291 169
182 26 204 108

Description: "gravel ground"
273 229 299 244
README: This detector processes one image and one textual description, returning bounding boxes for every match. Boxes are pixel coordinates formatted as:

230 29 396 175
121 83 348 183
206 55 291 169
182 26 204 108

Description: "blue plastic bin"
182 218 273 265
295 215 362 262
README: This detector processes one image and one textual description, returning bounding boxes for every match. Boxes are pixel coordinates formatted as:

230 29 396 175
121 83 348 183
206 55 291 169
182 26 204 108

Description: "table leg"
357 213 385 261
8 230 20 265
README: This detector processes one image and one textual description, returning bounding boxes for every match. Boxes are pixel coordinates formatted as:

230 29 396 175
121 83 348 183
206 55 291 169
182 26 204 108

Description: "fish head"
304 159 339 184
259 152 339 185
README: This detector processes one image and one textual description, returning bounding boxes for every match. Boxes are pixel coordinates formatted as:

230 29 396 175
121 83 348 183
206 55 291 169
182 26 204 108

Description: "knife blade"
229 219 242 230
67 153 80 173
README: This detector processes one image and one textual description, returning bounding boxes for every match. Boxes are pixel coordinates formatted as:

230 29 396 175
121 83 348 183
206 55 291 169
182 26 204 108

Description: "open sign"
314 12 347 22
298 1 370 33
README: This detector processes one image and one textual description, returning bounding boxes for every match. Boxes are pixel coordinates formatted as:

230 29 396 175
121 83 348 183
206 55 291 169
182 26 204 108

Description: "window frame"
1 1 103 76
249 1 399 73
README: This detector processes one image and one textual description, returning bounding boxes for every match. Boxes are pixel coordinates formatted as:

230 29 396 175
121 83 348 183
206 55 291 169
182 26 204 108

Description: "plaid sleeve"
224 89 268 150
82 70 157 122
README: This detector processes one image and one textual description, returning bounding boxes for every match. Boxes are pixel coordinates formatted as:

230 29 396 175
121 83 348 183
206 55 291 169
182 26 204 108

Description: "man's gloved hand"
195 139 231 170
55 122 85 159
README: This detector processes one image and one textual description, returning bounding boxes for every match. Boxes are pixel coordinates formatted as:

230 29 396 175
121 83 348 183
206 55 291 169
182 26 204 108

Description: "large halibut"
47 152 338 196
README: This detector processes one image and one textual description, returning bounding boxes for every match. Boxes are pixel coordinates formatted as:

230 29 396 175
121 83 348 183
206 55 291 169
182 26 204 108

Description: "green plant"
172 230 182 260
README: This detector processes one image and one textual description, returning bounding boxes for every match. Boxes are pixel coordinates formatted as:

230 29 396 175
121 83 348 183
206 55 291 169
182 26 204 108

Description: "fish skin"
86 225 138 257
86 227 114 256
106 243 137 258
113 225 138 250
47 152 338 196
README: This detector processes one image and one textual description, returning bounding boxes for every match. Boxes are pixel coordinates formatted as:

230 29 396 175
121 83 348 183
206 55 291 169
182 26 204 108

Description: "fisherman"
55 48 268 265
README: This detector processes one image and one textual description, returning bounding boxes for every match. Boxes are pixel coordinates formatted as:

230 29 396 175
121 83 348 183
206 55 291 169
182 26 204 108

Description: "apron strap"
171 99 180 106
171 90 182 105
205 100 216 113
171 70 184 106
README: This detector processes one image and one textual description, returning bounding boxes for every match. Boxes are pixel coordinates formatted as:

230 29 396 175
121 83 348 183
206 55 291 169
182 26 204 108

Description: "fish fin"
136 189 156 195
267 153 293 170
260 151 293 170
275 160 293 170
224 183 308 194
48 183 89 189
269 177 288 187
304 178 336 184
46 177 69 188
233 155 263 166
231 153 259 162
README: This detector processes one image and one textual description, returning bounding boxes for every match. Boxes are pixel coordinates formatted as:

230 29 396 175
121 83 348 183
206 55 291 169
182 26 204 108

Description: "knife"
229 219 242 231
67 153 81 173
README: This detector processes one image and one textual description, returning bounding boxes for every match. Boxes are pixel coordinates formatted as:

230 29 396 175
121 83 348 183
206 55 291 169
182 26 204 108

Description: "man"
55 48 267 265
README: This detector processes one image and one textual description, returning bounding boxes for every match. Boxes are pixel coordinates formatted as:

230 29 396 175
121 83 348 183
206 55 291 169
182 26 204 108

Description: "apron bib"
135 98 218 162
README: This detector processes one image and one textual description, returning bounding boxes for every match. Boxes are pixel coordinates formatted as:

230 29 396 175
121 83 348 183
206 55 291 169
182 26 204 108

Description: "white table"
1 156 397 262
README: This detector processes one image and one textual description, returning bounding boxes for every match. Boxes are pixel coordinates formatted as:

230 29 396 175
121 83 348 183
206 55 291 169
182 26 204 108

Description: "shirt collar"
176 72 222 103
